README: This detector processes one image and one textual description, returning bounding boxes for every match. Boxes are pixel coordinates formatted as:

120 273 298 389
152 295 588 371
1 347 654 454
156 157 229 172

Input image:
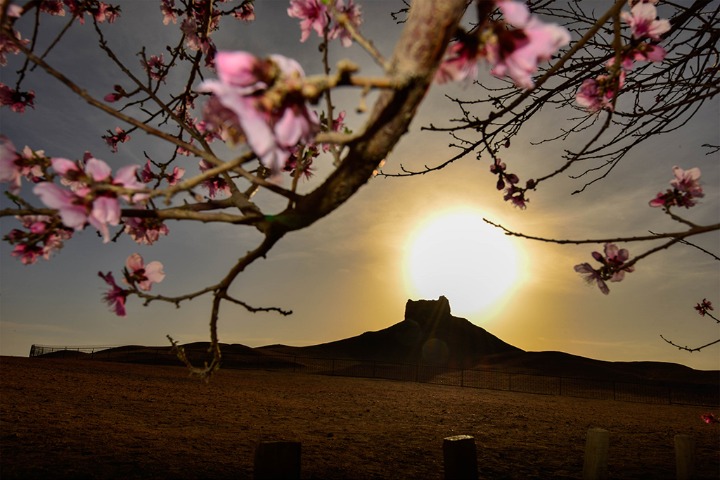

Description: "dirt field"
0 356 718 479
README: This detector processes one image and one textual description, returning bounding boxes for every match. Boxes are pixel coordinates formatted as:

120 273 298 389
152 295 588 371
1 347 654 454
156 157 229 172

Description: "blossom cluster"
199 51 320 178
649 166 704 209
574 243 635 295
435 0 571 89
287 0 362 48
160 0 255 68
30 156 146 243
489 157 536 209
0 138 47 195
576 0 670 112
3 215 73 265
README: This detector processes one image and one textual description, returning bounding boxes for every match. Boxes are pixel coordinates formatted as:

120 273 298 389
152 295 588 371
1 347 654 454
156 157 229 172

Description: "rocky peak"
404 296 452 325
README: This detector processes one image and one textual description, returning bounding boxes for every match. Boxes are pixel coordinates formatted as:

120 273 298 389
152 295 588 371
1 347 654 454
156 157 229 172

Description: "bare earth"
0 356 718 479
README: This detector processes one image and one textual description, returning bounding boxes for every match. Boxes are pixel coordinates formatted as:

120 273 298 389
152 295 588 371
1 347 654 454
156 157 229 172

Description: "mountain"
259 296 719 385
259 296 522 369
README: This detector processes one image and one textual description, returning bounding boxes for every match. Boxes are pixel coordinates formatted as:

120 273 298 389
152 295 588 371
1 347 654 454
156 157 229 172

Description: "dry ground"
0 356 718 479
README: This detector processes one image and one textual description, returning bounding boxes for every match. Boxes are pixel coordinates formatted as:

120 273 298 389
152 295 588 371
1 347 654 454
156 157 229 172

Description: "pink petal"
144 261 166 285
125 253 144 272
85 158 112 181
33 183 87 230
50 158 80 176
88 196 120 242
215 51 264 89
498 1 531 27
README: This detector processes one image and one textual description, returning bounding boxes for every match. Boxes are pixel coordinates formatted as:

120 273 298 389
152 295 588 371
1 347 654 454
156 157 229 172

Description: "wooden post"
674 434 695 480
583 428 609 480
253 441 301 480
443 435 478 480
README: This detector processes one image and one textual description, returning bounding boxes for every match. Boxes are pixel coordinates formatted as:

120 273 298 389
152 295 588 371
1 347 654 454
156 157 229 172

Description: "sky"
1 1 719 371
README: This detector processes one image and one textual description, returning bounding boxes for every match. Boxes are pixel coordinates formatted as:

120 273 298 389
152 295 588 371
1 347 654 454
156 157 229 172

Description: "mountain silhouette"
259 296 719 384
260 296 522 368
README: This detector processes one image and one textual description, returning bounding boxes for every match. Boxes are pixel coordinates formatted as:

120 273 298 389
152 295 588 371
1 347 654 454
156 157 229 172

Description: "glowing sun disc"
404 210 521 316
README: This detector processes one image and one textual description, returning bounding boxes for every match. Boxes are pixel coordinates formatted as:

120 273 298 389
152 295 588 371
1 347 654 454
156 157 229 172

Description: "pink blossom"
630 43 666 64
487 1 571 89
435 37 481 85
503 184 528 209
198 159 231 198
649 165 704 209
4 215 73 265
181 17 200 50
0 83 35 113
167 166 184 185
35 157 144 242
98 271 127 316
160 0 177 25
330 0 362 47
1 141 49 194
123 216 169 245
124 253 165 291
0 29 29 66
574 243 634 294
288 0 330 43
288 0 361 47
143 55 166 82
87 196 120 242
321 111 347 152
670 166 703 197
113 164 147 202
199 51 319 177
141 160 184 186
102 127 131 153
233 2 255 22
33 182 88 230
575 73 624 112
621 2 670 40
628 0 659 6
63 0 119 24
93 3 121 23
574 263 610 295
602 243 635 282
0 137 21 194
85 157 113 181
39 1 66 16
104 85 126 103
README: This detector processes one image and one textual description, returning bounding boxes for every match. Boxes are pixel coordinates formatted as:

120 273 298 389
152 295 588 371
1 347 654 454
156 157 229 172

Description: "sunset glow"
403 210 522 317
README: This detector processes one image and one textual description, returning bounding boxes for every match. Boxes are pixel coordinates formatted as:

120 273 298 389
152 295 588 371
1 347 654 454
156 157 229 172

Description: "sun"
403 209 522 317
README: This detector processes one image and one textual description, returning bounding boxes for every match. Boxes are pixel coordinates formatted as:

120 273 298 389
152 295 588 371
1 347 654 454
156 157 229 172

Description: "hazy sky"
1 1 718 371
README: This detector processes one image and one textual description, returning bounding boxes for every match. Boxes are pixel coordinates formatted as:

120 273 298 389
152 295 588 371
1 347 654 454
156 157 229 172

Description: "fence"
29 344 720 407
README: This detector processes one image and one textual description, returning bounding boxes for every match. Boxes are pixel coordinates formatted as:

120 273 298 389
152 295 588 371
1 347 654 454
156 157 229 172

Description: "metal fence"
29 344 719 407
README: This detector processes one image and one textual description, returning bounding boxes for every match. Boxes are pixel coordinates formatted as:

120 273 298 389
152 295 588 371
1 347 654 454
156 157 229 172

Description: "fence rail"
29 344 720 407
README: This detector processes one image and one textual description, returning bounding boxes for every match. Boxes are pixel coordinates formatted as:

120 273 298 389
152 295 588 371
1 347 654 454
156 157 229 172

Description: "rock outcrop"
264 296 522 368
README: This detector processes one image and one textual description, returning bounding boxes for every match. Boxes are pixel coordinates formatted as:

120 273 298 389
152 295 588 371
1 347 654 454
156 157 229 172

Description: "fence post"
443 435 478 480
674 434 695 480
253 441 301 480
583 428 609 480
